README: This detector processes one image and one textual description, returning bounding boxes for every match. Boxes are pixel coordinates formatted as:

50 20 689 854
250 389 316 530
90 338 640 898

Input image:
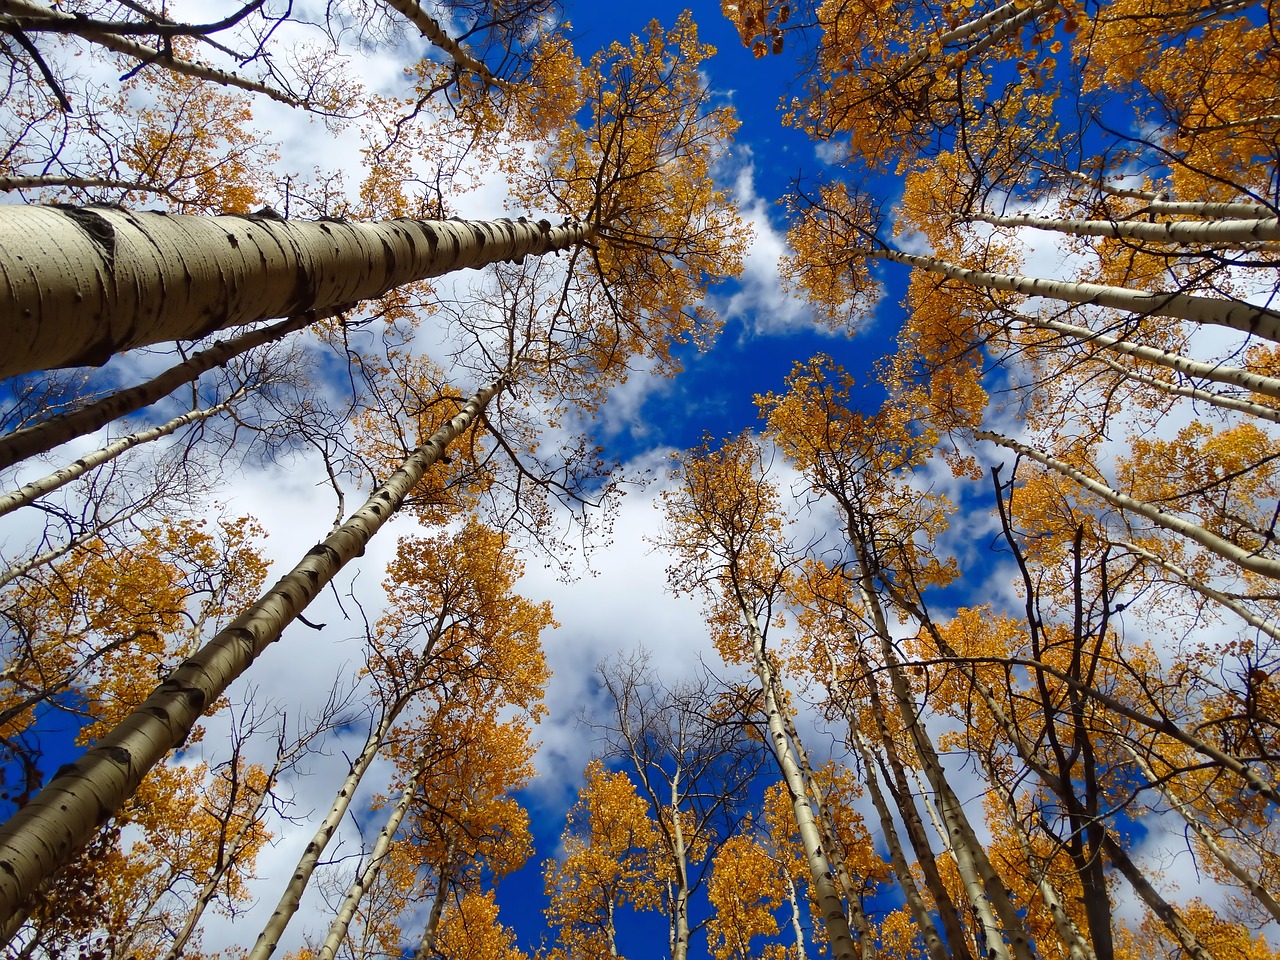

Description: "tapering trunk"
0 312 321 471
1116 734 1280 924
974 429 1280 580
0 205 591 379
162 769 274 960
877 248 1280 342
0 378 503 929
247 696 414 960
1115 540 1280 644
845 526 1034 960
315 748 435 960
739 605 859 960
784 871 808 960
0 499 153 590
1101 832 1216 960
382 0 502 87
410 860 453 960
848 724 950 960
0 0 302 105
1093 353 1280 425
1015 313 1280 400
969 210 1280 245
859 664 974 960
983 754 1097 960
779 708 875 956
0 390 244 518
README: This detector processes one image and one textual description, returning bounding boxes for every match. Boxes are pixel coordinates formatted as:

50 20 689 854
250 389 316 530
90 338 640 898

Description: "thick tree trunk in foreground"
0 206 591 379
0 378 503 930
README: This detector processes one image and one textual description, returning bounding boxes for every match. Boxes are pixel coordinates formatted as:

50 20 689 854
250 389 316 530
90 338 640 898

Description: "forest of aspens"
0 0 1277 957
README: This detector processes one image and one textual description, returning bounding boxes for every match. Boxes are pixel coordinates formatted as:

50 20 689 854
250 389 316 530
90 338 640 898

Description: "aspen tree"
592 653 768 960
662 436 863 960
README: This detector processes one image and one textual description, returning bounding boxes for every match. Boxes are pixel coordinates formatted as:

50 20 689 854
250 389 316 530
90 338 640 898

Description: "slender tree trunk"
780 708 876 959
974 428 1280 580
1015 313 1280 401
844 526 1034 960
1100 832 1216 960
969 210 1280 245
857 660 974 960
247 696 413 960
1093 353 1280 424
783 871 808 960
739 605 859 960
382 0 503 88
1115 733 1280 924
0 206 592 378
0 378 503 930
983 753 1097 960
0 390 245 518
410 851 455 960
669 774 692 960
876 247 1280 342
848 723 950 960
0 0 302 105
315 748 436 960
0 312 321 472
0 499 153 589
162 769 273 960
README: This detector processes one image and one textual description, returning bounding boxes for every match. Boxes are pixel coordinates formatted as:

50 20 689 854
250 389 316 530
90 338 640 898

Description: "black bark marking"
104 746 131 767
56 206 116 272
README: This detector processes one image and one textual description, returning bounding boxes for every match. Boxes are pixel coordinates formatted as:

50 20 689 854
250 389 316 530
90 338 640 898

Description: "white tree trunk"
315 748 434 960
0 312 322 471
1014 313 1280 401
974 429 1280 580
0 390 245 518
1093 353 1280 425
382 0 503 88
879 248 1280 342
246 698 410 960
970 210 1280 245
740 605 859 960
848 724 950 960
0 378 503 927
0 206 591 378
1114 540 1280 644
1116 733 1280 925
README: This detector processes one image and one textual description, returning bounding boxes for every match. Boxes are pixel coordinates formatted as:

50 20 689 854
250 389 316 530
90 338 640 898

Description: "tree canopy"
0 1 1277 958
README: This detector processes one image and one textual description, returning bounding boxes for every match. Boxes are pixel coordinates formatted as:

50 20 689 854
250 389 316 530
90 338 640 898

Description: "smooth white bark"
975 429 1280 581
740 606 858 960
970 210 1280 245
0 390 244 518
1093 353 1280 425
1116 733 1280 925
0 0 303 105
382 0 503 88
1013 313 1280 400
0 378 502 926
0 206 591 378
0 312 322 471
315 748 434 960
880 248 1280 342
